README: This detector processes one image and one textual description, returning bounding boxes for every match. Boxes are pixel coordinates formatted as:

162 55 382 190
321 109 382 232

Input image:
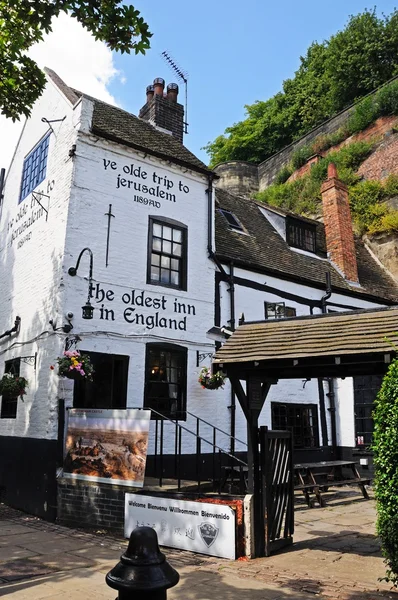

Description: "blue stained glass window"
19 134 50 203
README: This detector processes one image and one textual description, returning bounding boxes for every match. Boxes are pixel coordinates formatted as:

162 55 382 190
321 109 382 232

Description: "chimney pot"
146 85 154 103
153 78 165 96
328 162 338 179
139 76 184 143
167 83 179 102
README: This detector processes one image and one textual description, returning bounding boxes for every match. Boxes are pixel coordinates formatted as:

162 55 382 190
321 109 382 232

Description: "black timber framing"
215 307 398 557
223 352 392 381
229 373 277 557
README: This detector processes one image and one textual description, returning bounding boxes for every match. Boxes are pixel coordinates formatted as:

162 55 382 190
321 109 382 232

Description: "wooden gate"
260 427 294 556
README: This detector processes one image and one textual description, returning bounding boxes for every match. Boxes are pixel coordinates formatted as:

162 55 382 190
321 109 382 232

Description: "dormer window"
219 209 243 231
286 216 316 253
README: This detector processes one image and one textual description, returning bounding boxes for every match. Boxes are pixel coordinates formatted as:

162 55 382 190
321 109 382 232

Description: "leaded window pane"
19 134 50 203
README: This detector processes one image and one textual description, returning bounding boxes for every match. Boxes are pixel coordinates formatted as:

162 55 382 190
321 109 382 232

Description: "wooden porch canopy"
213 306 398 380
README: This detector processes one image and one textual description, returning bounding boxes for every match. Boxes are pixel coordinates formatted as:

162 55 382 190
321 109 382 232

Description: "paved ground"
0 487 397 599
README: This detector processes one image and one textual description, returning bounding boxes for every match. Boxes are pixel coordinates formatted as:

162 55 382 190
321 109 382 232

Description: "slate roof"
45 68 211 176
45 69 398 303
213 306 398 365
215 188 398 303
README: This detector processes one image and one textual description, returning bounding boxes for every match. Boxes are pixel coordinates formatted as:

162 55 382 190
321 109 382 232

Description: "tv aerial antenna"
161 50 189 134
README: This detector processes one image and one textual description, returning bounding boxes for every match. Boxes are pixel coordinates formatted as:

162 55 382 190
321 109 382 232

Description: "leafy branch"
0 0 152 121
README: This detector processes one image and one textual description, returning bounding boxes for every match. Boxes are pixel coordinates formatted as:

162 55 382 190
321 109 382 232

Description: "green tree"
0 0 152 121
205 8 398 167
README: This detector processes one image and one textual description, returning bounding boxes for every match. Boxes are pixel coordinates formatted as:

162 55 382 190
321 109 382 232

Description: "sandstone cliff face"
364 232 398 282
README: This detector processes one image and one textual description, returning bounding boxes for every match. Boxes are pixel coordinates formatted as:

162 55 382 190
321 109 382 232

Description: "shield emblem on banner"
198 522 219 547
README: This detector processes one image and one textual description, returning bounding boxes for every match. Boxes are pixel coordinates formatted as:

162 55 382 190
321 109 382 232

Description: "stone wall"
214 161 259 196
258 106 356 190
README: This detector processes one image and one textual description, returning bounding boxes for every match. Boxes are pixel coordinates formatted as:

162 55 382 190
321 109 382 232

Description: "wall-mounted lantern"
68 248 95 320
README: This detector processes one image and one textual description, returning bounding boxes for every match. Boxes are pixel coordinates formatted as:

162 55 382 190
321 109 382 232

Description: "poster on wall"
63 408 151 487
125 494 236 559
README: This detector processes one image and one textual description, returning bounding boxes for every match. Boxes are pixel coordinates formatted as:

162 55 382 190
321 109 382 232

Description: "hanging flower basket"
53 351 94 382
198 367 226 390
0 373 28 398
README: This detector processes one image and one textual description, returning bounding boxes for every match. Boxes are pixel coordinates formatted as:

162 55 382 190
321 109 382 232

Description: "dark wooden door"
260 427 294 556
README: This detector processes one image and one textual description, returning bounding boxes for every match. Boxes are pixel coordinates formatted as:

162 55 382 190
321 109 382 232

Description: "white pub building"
0 69 397 525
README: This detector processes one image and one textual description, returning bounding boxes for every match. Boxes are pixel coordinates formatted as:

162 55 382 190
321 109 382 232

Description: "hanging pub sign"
125 494 236 559
63 408 151 487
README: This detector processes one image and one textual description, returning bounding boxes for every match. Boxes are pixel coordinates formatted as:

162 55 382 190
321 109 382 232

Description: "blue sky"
1 1 397 171
108 1 398 164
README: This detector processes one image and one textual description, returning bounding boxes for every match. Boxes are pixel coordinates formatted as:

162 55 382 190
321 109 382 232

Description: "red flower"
50 365 54 370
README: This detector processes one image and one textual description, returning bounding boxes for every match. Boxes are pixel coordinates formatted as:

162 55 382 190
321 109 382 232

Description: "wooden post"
246 377 265 557
228 371 276 558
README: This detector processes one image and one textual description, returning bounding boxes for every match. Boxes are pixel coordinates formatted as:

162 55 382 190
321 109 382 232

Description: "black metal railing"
149 408 248 494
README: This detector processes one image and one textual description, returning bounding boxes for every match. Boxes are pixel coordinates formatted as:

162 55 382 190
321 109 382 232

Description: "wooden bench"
294 461 371 507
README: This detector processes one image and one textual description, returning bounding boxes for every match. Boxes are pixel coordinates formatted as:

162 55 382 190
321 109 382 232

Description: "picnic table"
294 460 371 507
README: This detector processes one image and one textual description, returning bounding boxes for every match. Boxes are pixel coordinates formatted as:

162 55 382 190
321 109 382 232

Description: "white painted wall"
0 84 388 459
0 76 80 439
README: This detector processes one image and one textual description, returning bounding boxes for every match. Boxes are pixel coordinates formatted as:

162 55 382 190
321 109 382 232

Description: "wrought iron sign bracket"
196 351 213 367
21 352 37 370
31 192 50 221
41 116 66 135
65 335 81 352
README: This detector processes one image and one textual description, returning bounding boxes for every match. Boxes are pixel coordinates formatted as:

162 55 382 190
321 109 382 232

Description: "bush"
349 180 387 233
376 80 398 116
373 359 398 586
291 145 313 170
274 165 293 184
347 96 378 135
384 174 398 197
369 210 398 234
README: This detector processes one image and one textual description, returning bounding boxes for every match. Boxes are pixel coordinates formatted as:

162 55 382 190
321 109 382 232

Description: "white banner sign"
125 494 236 559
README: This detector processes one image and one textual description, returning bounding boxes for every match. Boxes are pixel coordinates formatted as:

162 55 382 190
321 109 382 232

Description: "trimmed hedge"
373 359 398 587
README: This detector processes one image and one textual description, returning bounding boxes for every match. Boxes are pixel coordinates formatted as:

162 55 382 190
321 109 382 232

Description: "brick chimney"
139 78 184 143
321 163 359 283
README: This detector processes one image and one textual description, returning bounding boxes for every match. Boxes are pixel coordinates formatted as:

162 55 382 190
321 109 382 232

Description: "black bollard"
106 526 179 600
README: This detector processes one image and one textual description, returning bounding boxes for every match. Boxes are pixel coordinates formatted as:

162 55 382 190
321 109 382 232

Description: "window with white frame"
19 134 50 203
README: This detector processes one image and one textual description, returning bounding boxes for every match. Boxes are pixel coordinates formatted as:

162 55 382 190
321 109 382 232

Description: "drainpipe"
320 271 338 457
206 177 236 454
0 168 5 206
228 262 236 453
321 271 332 313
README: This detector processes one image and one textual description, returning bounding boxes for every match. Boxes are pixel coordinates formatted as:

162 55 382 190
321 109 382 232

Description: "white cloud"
0 12 121 171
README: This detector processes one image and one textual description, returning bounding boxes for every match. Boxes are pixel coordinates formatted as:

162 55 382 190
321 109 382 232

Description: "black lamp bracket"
68 248 95 319
196 351 213 368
